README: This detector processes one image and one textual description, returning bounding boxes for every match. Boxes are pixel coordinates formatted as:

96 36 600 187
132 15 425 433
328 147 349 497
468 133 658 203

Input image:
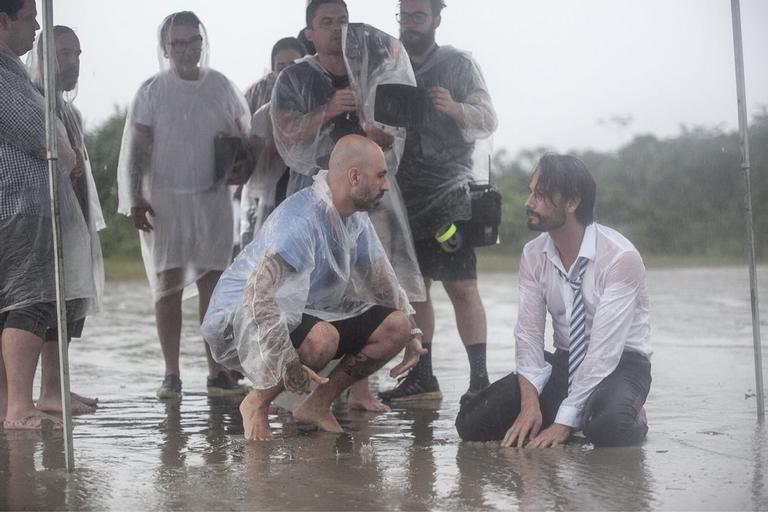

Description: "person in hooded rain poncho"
270 0 426 411
379 0 499 406
116 11 251 400
1 0 98 431
240 36 307 248
202 135 426 441
25 24 105 415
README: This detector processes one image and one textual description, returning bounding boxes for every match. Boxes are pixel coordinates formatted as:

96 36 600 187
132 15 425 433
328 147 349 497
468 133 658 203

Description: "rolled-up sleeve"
514 250 551 394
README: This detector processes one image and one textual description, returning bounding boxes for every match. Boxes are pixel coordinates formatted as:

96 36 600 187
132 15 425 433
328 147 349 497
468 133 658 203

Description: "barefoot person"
271 0 427 411
27 25 105 416
455 154 652 447
1 0 99 430
202 135 425 440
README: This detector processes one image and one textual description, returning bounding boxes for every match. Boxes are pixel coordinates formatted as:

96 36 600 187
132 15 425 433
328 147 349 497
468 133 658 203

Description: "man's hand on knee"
501 404 542 448
527 423 571 448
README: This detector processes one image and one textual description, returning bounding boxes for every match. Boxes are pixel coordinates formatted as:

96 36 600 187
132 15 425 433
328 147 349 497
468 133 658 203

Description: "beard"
352 189 385 212
400 28 435 57
59 70 79 92
526 207 566 232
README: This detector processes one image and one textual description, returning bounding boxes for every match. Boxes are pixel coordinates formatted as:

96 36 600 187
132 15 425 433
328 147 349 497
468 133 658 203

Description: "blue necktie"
561 257 589 390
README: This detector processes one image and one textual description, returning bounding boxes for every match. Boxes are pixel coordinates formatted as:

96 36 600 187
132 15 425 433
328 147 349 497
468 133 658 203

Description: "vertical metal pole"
42 0 76 469
730 0 765 421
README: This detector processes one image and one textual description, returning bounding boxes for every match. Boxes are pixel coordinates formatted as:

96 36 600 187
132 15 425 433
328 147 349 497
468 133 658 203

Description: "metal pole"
730 0 765 421
42 0 76 469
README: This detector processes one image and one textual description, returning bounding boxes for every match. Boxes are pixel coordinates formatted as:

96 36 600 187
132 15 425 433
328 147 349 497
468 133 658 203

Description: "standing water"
1 267 766 510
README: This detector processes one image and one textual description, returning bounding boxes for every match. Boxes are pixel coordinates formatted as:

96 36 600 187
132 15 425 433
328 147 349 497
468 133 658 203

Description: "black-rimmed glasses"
168 35 203 51
396 12 430 25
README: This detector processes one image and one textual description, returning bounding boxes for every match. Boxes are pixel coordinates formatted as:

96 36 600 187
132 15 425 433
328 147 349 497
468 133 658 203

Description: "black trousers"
455 350 652 447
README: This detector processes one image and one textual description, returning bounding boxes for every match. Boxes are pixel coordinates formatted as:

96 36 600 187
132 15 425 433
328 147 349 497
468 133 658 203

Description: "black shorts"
414 231 477 282
0 301 85 342
0 303 57 339
290 306 396 359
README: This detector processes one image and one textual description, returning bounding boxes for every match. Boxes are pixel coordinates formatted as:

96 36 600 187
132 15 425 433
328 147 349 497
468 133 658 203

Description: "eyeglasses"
168 35 203 51
396 12 430 25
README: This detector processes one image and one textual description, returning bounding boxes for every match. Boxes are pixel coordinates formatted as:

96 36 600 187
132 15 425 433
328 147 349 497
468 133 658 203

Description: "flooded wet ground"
1 266 767 510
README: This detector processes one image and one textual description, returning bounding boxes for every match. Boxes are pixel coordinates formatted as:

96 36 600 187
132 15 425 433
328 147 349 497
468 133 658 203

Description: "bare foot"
240 390 274 441
72 392 98 408
36 393 97 415
347 387 391 413
4 408 63 431
293 399 343 433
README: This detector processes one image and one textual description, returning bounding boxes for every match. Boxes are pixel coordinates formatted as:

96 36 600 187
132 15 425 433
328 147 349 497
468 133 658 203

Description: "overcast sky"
41 0 768 158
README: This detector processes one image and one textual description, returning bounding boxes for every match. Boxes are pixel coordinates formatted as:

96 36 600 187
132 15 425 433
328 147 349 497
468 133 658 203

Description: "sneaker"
157 374 182 399
378 371 442 402
207 371 250 396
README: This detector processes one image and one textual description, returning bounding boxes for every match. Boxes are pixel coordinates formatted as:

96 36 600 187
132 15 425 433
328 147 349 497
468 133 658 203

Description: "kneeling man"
456 154 652 447
203 135 424 440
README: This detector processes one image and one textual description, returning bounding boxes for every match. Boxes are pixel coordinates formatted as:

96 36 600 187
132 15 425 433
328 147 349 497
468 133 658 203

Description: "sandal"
3 412 64 431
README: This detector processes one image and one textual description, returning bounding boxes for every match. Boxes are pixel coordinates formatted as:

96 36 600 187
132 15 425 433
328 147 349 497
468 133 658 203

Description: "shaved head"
328 134 384 175
327 135 390 214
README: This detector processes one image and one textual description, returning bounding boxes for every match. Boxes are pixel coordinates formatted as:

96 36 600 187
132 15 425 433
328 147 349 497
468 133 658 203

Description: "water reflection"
1 270 766 510
454 442 655 511
752 424 767 510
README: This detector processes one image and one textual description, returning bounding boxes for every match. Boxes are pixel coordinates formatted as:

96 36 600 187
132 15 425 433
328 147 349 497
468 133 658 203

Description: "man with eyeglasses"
117 11 251 400
269 0 427 412
379 0 498 405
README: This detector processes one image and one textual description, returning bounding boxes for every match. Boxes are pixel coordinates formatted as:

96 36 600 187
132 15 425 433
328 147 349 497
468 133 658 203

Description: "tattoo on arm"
368 259 409 311
130 124 153 202
243 249 292 318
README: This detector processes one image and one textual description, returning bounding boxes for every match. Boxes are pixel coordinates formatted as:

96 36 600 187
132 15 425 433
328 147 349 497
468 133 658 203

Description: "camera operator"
380 0 498 404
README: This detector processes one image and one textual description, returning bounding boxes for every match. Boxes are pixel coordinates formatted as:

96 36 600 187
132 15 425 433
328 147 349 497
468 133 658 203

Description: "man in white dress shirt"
455 153 652 447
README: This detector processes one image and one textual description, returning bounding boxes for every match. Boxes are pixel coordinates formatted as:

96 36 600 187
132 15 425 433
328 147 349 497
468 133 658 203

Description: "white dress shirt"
514 223 652 428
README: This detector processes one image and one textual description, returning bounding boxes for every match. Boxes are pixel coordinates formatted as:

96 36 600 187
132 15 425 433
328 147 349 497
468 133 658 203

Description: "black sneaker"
378 371 442 402
207 371 250 396
157 374 182 399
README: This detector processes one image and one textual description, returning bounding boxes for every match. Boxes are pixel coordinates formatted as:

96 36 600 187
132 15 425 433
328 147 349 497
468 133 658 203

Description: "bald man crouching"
202 135 425 440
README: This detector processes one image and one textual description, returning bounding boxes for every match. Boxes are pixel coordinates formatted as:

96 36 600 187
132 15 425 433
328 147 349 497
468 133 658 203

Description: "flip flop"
3 412 64 431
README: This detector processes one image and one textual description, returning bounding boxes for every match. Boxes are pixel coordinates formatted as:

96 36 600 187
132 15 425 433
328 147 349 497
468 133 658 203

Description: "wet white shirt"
514 223 652 428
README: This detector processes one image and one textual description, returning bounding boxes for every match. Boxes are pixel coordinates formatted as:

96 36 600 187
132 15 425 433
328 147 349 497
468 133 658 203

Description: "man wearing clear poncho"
26 24 105 415
117 11 251 399
380 0 498 404
203 135 424 441
270 0 426 410
1 0 99 430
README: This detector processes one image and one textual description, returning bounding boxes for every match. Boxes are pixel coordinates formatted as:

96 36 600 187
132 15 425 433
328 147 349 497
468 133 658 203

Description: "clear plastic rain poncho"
116 13 250 300
26 28 106 313
202 171 413 389
397 45 498 241
240 72 288 246
0 41 98 322
271 23 425 302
